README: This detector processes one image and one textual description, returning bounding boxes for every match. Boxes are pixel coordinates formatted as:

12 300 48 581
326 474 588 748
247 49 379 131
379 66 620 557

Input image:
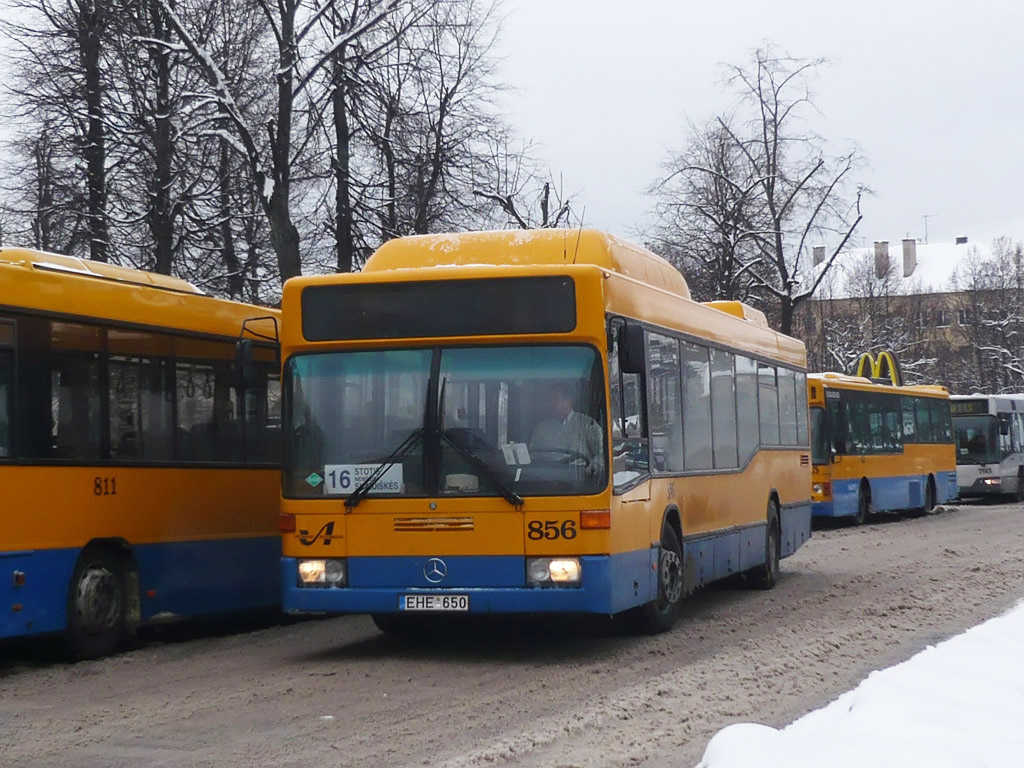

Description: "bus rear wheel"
632 522 684 634
749 499 781 590
66 548 127 660
907 476 936 518
853 485 870 526
1015 469 1024 504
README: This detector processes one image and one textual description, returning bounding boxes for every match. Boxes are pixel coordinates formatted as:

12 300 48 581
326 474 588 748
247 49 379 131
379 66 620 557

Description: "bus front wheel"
1015 469 1024 504
633 522 684 634
66 548 127 660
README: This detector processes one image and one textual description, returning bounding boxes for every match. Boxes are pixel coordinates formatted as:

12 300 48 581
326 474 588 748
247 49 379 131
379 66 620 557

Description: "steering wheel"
532 448 591 467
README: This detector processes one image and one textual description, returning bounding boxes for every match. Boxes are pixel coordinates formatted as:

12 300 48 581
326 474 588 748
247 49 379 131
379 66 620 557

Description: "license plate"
400 594 470 612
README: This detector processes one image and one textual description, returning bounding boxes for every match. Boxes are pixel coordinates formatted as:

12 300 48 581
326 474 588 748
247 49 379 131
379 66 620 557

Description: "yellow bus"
0 248 281 658
808 372 957 524
279 230 812 633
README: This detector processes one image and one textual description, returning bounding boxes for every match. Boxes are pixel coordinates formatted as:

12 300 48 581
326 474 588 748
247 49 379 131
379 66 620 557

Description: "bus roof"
809 372 949 397
361 229 693 301
0 247 201 294
0 247 277 341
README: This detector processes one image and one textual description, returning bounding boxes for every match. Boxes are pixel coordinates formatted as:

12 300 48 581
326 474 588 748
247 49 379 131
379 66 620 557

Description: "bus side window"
609 322 648 487
647 333 682 472
244 363 281 463
901 396 917 441
681 341 713 470
735 356 759 463
0 347 11 458
1014 414 1024 454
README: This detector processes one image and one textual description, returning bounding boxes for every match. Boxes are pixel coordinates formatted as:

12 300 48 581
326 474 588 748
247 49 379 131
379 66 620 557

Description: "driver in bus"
530 383 604 472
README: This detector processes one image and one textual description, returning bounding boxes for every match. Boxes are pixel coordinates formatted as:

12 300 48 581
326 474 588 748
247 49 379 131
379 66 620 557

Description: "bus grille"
394 516 475 532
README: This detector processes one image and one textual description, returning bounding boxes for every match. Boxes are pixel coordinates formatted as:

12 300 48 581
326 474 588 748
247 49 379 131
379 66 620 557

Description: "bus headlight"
324 559 347 584
298 558 347 586
527 557 581 586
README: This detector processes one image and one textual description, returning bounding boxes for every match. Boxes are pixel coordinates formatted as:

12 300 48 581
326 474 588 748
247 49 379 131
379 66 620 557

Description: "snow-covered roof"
809 239 991 300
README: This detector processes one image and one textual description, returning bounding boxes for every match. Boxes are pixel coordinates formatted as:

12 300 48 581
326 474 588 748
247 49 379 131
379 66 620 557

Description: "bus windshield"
810 406 829 465
285 344 607 498
953 415 999 464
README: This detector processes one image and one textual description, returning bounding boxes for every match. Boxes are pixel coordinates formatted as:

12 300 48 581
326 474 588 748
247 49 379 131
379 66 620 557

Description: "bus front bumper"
959 477 1006 497
280 553 656 616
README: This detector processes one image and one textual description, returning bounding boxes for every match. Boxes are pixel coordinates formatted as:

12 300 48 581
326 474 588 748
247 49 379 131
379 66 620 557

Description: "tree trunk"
381 101 397 241
780 295 795 337
79 0 108 262
219 137 243 298
33 133 55 251
267 188 301 282
265 0 301 282
149 0 174 275
332 52 356 273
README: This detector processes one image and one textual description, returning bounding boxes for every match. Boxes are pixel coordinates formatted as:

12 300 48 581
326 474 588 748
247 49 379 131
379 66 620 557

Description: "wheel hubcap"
660 548 683 605
76 566 121 635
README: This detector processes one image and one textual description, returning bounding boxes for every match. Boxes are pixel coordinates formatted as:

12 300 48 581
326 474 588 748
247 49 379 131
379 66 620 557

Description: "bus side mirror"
617 322 646 375
999 417 1011 436
235 339 254 390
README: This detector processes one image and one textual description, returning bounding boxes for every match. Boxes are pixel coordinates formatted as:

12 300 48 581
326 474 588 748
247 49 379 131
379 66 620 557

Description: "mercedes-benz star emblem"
423 557 448 584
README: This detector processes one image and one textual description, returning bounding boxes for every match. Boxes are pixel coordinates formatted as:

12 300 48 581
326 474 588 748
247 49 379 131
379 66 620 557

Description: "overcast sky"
495 0 1023 249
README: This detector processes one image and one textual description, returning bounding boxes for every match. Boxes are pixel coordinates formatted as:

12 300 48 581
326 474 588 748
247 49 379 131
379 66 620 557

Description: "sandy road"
2 501 1024 768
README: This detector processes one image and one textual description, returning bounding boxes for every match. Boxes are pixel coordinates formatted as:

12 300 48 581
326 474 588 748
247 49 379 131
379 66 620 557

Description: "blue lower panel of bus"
682 507 811 590
282 551 659 616
813 472 958 518
282 510 812 616
133 536 280 621
0 536 279 640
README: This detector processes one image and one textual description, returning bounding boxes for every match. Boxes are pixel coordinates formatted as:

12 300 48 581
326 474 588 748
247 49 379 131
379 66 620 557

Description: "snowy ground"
698 599 1024 768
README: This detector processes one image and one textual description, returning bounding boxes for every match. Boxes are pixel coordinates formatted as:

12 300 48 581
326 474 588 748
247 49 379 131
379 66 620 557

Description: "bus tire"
853 483 870 526
66 547 127 660
632 522 684 634
1015 469 1024 504
750 498 781 590
924 476 936 514
907 476 936 518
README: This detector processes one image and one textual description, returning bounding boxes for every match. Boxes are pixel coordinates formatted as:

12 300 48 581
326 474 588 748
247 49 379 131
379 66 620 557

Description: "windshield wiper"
957 455 982 465
439 428 524 508
345 428 423 509
435 374 522 509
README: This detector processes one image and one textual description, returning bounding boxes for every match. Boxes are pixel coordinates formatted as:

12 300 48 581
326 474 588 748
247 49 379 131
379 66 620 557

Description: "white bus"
951 395 1024 501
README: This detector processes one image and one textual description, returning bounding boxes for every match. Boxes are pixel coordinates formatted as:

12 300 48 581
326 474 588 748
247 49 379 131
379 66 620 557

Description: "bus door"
609 324 650 557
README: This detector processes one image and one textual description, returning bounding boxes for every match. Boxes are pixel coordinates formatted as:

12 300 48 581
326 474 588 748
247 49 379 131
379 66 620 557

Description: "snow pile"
697 600 1024 768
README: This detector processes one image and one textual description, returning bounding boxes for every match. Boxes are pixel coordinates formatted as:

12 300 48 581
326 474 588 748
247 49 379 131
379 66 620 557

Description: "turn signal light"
580 509 611 529
278 513 296 533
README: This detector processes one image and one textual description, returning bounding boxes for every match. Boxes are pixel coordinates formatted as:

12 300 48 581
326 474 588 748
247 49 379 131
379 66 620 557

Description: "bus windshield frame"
283 342 609 500
810 406 830 465
953 414 1001 465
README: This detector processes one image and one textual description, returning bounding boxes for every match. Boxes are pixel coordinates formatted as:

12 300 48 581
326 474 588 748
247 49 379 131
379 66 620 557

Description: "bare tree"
471 134 575 230
157 0 402 282
950 240 1024 392
648 116 763 302
2 0 116 262
651 46 865 332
